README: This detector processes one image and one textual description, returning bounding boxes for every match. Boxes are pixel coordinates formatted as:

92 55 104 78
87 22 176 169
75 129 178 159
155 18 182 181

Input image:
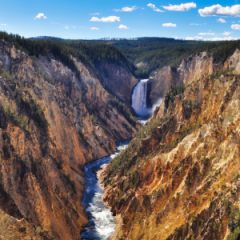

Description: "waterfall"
131 79 150 116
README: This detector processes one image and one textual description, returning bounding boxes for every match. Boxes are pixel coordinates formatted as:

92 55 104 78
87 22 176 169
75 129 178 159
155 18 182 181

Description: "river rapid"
81 140 130 240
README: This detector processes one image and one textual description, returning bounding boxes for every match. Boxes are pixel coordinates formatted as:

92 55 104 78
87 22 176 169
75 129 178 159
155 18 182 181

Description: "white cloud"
217 18 226 23
90 16 120 22
223 31 231 35
163 2 196 11
204 37 240 41
90 13 100 15
114 6 137 12
232 24 240 30
186 36 203 40
118 24 128 29
147 3 164 12
199 4 240 17
147 3 156 8
35 13 47 19
64 26 69 29
190 23 201 25
162 23 176 27
198 32 215 35
1 24 7 26
91 27 99 30
186 36 239 41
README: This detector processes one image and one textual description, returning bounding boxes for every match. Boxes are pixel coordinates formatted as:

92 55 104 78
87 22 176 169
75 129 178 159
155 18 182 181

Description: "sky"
1 0 240 40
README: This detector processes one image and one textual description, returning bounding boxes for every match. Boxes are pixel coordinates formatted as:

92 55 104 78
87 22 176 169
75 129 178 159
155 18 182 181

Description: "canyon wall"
101 50 240 240
97 61 138 106
148 51 223 106
0 39 139 239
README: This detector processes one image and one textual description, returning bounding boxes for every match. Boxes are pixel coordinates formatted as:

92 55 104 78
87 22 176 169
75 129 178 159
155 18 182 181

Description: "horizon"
1 0 240 41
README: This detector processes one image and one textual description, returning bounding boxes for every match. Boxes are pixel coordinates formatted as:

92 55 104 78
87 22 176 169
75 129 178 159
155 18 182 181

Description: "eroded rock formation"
101 50 240 240
148 51 223 106
0 39 139 239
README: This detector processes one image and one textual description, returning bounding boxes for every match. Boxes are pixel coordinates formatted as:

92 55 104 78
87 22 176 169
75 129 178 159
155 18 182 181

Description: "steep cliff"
148 51 223 106
101 52 240 239
0 39 139 239
97 61 138 106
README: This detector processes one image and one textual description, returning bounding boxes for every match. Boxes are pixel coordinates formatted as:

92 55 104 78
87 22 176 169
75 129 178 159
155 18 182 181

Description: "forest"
2 32 240 79
0 31 134 76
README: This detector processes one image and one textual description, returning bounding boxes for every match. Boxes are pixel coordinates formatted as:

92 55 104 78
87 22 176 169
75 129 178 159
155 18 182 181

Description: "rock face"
147 66 177 107
0 39 139 239
148 51 223 106
97 61 138 106
101 50 240 240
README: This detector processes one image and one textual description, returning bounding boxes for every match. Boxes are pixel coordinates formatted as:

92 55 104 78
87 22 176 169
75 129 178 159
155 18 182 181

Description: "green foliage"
164 85 186 109
110 97 136 126
108 38 217 78
14 92 48 133
3 104 30 131
228 206 240 240
212 40 240 63
62 41 134 73
210 69 231 82
90 114 98 125
0 69 13 80
36 225 45 236
0 31 134 76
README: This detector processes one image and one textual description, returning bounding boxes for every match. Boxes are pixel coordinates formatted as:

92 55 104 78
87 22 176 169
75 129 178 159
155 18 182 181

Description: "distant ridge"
28 36 65 41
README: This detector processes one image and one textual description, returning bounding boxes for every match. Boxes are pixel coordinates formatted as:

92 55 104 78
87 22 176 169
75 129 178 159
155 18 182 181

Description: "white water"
132 79 151 116
81 140 130 240
132 79 162 123
81 80 163 239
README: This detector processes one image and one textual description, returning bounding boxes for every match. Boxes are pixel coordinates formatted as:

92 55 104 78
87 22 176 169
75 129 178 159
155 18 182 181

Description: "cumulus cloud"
147 3 164 12
35 13 47 19
186 36 203 40
190 23 201 25
163 2 196 11
198 32 215 35
118 24 128 29
232 24 240 30
162 23 176 27
114 6 137 12
217 18 226 23
223 31 231 35
91 27 99 30
90 16 120 22
199 4 240 17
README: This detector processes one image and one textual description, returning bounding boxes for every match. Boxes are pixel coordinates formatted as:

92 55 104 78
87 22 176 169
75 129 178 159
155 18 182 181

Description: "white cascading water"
81 141 130 240
132 79 150 116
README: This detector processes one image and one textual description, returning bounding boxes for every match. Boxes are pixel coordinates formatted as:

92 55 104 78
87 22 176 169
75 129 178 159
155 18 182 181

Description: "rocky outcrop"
148 51 224 106
0 39 139 239
97 61 138 105
101 70 240 239
147 66 177 107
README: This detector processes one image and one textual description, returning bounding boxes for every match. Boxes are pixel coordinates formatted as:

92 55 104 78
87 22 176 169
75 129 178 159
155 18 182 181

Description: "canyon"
1 34 240 240
101 49 240 240
0 39 139 239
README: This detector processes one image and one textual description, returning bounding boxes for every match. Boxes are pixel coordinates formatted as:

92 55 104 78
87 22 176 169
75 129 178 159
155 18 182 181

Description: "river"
81 79 162 239
81 140 130 240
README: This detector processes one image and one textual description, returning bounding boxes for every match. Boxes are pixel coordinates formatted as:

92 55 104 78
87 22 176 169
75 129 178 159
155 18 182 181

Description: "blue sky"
1 0 240 40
